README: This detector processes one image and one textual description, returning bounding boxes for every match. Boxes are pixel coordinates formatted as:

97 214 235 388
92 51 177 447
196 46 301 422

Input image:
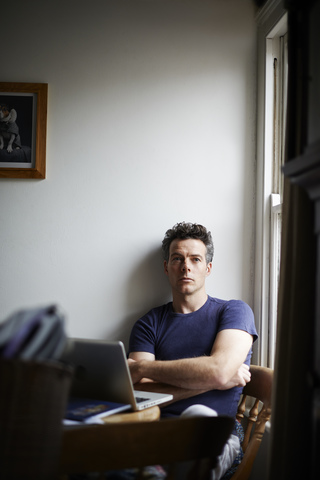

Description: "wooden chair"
59 415 234 480
230 365 273 480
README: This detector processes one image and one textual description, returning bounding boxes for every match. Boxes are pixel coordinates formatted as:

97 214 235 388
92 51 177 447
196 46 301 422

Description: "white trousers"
181 405 240 480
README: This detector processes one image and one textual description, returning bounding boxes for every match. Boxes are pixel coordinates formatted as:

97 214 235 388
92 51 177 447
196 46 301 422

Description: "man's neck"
172 292 208 314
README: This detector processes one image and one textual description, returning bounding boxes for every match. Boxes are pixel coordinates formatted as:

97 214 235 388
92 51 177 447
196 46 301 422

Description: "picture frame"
0 82 48 179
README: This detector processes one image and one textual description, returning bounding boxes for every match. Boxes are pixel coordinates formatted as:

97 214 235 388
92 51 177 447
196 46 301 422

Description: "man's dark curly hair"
162 222 214 264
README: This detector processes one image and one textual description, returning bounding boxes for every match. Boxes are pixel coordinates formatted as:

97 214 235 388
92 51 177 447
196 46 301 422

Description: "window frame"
253 0 287 367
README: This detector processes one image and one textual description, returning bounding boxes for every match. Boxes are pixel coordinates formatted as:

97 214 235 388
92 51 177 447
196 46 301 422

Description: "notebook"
61 339 173 411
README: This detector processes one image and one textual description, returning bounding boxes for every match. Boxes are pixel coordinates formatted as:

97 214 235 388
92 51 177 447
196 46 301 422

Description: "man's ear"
164 260 169 275
206 262 213 276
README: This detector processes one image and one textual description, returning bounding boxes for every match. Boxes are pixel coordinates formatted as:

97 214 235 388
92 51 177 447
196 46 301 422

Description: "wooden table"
101 405 160 423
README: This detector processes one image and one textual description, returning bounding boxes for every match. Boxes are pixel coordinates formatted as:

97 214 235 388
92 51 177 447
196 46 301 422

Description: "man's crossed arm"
128 329 253 394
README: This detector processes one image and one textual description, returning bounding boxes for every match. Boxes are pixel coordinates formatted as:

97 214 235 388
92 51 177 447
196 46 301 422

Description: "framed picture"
0 82 48 179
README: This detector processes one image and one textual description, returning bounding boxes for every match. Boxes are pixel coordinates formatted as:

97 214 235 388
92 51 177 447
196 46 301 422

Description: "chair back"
231 365 273 480
60 415 234 480
0 359 72 480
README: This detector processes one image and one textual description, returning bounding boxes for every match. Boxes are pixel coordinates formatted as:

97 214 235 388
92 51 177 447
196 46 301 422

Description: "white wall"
0 0 257 348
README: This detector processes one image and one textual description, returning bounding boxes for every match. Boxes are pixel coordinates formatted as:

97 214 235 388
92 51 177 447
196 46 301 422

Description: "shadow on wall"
108 246 171 350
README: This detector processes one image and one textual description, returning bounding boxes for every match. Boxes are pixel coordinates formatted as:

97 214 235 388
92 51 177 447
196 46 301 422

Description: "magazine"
64 397 131 424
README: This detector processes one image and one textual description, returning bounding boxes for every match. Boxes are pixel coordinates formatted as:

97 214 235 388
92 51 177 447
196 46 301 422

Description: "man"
128 222 258 419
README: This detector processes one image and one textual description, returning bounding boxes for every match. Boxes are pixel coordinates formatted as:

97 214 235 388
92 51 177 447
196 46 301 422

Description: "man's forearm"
134 380 209 406
129 356 229 390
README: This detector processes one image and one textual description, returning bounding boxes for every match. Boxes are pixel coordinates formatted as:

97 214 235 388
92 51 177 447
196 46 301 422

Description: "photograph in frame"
0 83 47 179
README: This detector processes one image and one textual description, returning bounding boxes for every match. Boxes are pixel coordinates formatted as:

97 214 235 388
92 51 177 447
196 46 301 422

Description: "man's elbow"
207 362 242 390
212 371 230 389
204 366 230 390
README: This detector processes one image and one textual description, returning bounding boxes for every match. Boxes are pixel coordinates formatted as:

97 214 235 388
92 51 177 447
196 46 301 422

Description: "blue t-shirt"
129 295 258 418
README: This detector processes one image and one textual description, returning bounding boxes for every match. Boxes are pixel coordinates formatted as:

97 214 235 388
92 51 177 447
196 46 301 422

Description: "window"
268 26 287 368
254 1 288 368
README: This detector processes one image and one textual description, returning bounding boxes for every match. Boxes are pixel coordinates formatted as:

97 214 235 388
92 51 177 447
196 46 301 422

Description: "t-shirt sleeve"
128 311 157 355
218 300 258 342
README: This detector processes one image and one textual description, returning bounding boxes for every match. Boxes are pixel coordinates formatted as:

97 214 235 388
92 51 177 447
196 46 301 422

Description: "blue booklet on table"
64 397 131 424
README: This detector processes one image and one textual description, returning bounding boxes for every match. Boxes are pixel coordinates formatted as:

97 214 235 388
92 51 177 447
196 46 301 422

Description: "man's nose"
182 260 191 271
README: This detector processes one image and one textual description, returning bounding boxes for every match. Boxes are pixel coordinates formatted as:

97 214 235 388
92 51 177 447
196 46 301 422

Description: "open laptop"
61 339 173 411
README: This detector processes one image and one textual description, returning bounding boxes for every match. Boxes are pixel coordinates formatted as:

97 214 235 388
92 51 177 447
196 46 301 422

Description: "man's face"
164 238 212 296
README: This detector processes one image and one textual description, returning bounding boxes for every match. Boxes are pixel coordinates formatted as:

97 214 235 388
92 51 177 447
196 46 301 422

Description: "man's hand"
127 357 139 383
127 357 148 384
217 363 251 390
